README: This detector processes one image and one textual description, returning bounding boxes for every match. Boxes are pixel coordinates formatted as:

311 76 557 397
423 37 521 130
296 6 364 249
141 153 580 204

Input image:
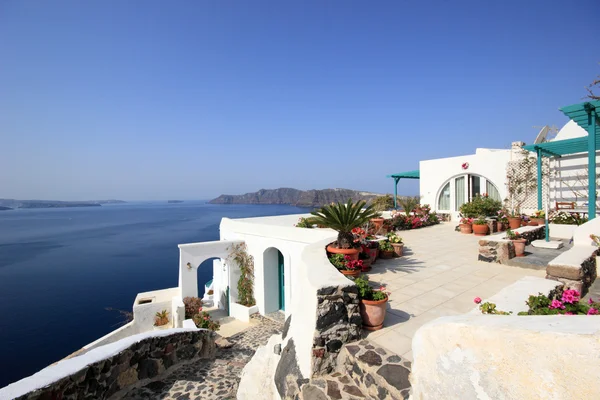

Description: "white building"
391 120 597 220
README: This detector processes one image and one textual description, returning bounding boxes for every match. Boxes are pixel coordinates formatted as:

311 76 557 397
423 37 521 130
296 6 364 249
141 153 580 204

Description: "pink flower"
198 307 203 312
561 289 580 304
589 298 594 305
379 286 386 292
474 297 482 304
588 308 598 315
565 312 574 315
549 299 565 310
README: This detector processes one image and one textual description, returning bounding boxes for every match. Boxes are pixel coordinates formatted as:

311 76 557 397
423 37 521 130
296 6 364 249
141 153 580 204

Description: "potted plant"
329 254 362 277
311 200 379 261
364 240 379 264
378 241 395 259
154 310 170 330
386 232 404 256
459 217 473 234
192 311 221 331
497 210 509 231
530 210 545 226
507 210 522 230
472 218 489 236
506 229 526 257
358 251 372 272
355 276 390 331
370 213 385 232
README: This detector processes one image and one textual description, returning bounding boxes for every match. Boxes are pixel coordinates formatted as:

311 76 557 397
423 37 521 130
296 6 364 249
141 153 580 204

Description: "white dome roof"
552 120 587 141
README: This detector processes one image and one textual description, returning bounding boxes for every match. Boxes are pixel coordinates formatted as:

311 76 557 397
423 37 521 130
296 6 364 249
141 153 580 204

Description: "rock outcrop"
209 188 380 208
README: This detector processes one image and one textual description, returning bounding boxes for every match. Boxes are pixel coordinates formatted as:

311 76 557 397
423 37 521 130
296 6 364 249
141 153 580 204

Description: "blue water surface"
0 201 307 387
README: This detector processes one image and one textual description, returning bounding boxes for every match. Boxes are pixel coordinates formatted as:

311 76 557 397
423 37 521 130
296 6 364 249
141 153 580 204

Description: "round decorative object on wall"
461 162 469 170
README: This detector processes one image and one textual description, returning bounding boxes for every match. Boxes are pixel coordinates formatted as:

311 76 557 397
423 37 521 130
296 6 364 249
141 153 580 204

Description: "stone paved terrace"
364 222 546 361
122 315 282 400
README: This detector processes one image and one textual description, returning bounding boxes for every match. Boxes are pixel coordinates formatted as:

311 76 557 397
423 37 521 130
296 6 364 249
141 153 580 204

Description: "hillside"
209 188 380 208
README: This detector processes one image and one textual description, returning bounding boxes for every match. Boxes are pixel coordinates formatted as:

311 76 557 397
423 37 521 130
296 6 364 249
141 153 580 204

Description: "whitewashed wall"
420 148 512 219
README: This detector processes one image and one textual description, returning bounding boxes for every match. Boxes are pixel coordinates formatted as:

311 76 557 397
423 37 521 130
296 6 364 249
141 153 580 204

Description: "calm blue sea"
0 201 307 387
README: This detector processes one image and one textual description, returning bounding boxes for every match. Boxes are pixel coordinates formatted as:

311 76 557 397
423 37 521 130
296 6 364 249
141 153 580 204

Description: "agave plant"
310 199 380 249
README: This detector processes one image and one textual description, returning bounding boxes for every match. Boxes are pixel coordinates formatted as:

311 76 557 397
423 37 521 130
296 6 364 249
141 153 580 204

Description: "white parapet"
411 315 600 400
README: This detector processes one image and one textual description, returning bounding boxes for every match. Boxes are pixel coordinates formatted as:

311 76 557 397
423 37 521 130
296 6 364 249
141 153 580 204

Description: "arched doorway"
263 247 285 313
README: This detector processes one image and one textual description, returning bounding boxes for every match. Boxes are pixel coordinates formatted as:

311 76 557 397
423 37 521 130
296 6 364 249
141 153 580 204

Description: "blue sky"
1 1 598 200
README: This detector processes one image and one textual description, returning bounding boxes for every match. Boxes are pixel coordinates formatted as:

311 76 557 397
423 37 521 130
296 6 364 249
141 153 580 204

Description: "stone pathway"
122 315 282 400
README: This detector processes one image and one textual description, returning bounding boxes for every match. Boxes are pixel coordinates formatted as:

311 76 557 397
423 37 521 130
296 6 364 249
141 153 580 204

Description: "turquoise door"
278 251 285 310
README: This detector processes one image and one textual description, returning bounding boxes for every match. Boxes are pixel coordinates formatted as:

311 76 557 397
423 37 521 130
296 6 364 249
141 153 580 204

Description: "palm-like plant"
310 199 380 249
397 196 420 216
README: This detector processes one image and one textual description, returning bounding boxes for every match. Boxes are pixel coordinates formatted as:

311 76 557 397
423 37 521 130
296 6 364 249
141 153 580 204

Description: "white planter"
229 302 259 323
548 223 578 240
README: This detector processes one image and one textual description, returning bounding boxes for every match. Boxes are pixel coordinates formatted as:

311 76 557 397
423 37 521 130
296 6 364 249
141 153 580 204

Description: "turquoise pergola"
523 100 600 220
386 170 420 209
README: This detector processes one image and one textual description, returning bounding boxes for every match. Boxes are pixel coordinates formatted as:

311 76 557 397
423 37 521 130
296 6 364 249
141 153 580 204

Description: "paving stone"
357 350 382 366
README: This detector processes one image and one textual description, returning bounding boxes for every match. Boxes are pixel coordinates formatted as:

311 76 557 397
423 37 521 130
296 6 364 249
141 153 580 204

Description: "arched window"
436 174 502 212
438 182 450 210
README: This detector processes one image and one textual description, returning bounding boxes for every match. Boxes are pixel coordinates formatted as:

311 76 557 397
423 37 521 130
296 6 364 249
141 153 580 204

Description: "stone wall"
311 285 362 376
8 330 215 400
478 239 514 263
272 285 363 399
547 252 598 293
478 226 545 263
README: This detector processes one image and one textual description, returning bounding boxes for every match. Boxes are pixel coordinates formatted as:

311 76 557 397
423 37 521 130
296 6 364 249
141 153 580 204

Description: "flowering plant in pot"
472 217 489 236
497 210 509 231
329 254 363 277
459 216 473 234
355 275 390 331
193 311 221 331
378 241 395 259
529 210 545 226
358 251 372 272
386 232 404 256
506 229 526 257
364 240 380 264
311 200 379 260
507 210 522 229
154 310 170 330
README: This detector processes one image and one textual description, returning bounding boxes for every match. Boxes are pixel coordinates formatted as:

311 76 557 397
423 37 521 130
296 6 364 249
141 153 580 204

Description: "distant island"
168 200 184 203
0 199 126 209
209 188 381 208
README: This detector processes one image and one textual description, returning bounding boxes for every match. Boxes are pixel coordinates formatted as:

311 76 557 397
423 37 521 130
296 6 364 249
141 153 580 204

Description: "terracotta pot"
379 250 395 259
327 244 359 261
472 224 489 236
512 238 527 257
366 247 378 264
360 295 388 331
370 218 384 231
528 221 538 226
340 269 361 278
497 222 505 231
508 217 521 229
390 242 404 256
459 223 473 234
361 257 372 271
531 218 545 225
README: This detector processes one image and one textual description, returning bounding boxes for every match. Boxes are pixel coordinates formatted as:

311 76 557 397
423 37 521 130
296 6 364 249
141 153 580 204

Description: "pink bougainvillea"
549 299 565 310
561 289 580 304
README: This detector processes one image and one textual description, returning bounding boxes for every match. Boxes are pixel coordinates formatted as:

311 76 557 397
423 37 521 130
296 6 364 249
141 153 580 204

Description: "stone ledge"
546 248 598 293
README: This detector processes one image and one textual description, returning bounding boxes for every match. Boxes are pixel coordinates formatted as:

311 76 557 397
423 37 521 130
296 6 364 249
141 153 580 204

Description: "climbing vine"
227 243 256 307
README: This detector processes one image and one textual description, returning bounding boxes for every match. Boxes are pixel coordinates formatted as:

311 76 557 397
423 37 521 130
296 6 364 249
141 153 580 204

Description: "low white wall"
229 303 259 323
572 217 600 246
83 321 137 351
411 315 600 400
548 223 578 240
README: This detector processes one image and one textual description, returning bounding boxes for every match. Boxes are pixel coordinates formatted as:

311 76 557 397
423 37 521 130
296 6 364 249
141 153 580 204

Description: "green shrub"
459 194 502 217
354 275 388 301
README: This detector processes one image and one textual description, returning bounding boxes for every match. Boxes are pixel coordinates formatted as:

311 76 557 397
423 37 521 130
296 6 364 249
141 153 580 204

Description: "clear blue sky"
1 1 598 201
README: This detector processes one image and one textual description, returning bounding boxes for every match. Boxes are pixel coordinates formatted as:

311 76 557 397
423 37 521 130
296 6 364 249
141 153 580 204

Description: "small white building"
392 120 597 220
